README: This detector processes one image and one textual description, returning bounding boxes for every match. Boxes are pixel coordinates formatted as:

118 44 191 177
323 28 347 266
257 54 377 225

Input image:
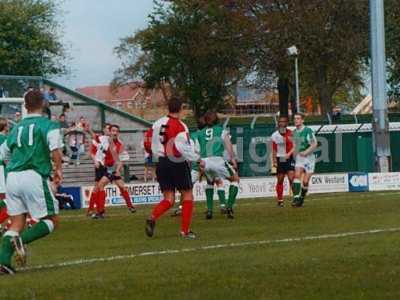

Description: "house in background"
76 82 168 120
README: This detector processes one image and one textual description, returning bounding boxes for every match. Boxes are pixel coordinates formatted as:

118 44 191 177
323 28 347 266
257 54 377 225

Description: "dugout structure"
0 75 152 185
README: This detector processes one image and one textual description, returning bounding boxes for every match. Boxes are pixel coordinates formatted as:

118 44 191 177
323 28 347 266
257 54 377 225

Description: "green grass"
0 192 400 299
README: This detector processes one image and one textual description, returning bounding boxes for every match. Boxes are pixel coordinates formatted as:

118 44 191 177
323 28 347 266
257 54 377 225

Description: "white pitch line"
20 227 400 272
59 193 400 221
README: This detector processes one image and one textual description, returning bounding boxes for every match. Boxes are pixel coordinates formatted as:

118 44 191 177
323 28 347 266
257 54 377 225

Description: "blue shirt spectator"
43 88 58 103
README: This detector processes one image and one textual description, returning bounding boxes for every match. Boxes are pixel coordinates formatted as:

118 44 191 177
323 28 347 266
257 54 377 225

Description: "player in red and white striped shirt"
271 116 295 207
93 125 136 218
86 123 110 216
145 97 199 239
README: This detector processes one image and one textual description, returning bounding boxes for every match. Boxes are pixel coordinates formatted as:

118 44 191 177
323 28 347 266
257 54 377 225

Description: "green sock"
21 220 53 245
227 184 239 209
0 201 6 209
205 186 214 211
301 187 308 199
217 189 226 207
292 179 302 198
0 232 18 267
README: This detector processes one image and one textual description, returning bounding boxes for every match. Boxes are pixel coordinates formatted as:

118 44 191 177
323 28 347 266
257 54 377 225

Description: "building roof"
76 82 145 101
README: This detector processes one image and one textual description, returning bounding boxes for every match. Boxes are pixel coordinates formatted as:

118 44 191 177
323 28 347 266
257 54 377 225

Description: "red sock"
151 200 172 221
88 191 98 212
181 200 194 235
0 207 9 224
96 190 106 214
120 188 133 209
276 183 284 201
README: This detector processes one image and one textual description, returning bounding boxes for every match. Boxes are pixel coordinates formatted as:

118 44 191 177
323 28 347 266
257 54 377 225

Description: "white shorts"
295 154 316 174
191 170 200 184
0 165 5 194
6 170 59 219
203 157 236 182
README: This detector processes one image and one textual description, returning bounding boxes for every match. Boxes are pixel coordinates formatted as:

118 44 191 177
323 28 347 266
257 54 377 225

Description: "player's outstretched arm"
224 134 237 169
271 140 278 167
302 133 318 156
52 149 63 185
0 142 10 162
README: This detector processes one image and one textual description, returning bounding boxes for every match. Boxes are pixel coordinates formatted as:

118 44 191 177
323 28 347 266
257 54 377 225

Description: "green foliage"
113 0 254 117
386 0 400 100
246 0 369 114
0 0 67 76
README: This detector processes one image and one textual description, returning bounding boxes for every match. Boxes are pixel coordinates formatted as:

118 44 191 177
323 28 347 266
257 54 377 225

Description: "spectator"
66 118 87 166
143 128 155 182
51 114 57 122
44 87 57 103
59 114 69 130
42 87 57 119
14 112 21 124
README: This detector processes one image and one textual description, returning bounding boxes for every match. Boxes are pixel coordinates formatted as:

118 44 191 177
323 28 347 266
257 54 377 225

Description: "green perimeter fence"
228 121 400 177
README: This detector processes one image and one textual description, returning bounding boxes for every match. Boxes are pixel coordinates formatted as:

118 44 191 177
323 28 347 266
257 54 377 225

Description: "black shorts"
95 165 122 182
156 157 193 192
277 156 295 174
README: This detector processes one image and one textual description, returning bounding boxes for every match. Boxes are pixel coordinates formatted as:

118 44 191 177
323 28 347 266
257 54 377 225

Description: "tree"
113 0 254 117
385 0 400 100
245 0 369 115
0 0 67 76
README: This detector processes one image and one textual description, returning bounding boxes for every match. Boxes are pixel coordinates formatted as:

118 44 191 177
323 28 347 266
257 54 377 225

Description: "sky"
56 0 154 89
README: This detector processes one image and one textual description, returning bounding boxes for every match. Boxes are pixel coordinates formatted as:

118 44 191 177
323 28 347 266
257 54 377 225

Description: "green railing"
0 75 152 130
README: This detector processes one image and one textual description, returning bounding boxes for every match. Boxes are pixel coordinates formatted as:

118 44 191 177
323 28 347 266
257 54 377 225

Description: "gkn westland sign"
348 173 369 192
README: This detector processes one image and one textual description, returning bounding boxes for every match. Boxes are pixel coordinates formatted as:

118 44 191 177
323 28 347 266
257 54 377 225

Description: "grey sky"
57 0 154 89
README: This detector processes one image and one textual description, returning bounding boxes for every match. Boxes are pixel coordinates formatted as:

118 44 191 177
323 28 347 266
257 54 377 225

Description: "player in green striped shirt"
197 111 239 219
0 90 63 275
292 113 318 207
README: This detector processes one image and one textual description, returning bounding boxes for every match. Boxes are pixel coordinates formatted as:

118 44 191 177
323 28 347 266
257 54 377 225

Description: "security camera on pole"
287 46 300 114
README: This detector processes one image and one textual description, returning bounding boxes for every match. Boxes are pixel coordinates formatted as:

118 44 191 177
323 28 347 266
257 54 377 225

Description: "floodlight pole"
370 0 391 172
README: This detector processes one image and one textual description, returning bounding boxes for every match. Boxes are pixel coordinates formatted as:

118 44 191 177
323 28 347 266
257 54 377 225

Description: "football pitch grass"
1 192 400 300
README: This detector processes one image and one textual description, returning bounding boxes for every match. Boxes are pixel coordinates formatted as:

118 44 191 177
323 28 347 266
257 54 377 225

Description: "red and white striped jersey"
271 129 294 157
151 115 198 162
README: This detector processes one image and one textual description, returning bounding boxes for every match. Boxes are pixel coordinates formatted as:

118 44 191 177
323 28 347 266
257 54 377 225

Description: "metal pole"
294 57 300 113
370 0 391 172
